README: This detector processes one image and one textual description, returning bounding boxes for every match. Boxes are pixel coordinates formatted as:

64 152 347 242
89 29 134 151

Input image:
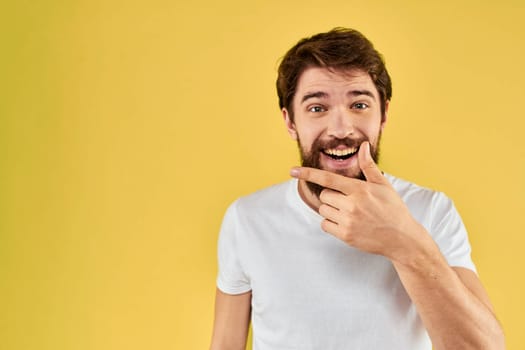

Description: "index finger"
290 167 362 194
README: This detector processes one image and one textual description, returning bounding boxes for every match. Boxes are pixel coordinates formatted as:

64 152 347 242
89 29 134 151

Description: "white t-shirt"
217 174 476 350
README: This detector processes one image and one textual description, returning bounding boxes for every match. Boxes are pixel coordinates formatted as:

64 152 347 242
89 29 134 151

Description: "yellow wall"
1 0 524 349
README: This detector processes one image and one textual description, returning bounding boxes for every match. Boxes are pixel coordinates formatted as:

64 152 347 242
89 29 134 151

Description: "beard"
298 133 382 198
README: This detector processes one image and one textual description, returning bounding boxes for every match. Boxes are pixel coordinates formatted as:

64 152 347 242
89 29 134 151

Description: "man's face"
283 67 387 196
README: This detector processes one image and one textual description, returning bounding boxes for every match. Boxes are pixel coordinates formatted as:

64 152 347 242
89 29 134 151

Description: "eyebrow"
301 91 328 103
348 90 376 100
301 89 376 104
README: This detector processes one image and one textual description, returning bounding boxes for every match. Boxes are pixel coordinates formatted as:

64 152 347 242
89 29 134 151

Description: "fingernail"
290 167 300 177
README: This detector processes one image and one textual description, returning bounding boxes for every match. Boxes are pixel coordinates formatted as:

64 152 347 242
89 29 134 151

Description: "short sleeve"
216 201 252 294
431 192 477 273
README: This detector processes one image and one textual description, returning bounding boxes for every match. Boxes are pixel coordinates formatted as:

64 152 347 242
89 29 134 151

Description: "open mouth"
322 146 359 161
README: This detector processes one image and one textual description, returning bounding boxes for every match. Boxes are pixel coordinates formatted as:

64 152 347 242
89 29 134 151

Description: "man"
210 28 504 349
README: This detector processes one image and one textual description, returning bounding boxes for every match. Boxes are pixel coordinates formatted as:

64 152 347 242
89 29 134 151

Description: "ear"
380 100 389 131
282 108 298 140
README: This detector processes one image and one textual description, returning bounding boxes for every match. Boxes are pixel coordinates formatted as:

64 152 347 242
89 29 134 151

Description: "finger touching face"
290 166 360 195
288 67 385 179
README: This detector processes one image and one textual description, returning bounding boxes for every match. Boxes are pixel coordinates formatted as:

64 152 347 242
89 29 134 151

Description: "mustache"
311 137 367 152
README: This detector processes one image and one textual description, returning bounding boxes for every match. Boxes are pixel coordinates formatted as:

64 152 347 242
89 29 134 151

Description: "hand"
290 141 425 260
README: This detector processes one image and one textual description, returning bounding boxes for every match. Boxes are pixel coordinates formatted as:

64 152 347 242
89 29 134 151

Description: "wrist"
389 220 443 273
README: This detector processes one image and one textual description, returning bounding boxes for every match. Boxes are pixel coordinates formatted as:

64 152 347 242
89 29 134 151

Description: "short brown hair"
276 28 392 121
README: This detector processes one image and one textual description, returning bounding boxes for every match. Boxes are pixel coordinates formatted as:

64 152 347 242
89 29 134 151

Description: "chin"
322 166 362 179
335 169 366 181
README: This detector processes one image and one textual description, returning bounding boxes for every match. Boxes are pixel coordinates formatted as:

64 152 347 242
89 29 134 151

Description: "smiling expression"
283 67 388 196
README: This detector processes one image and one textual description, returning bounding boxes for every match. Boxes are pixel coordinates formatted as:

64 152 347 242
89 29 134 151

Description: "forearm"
290 158 505 348
392 227 504 350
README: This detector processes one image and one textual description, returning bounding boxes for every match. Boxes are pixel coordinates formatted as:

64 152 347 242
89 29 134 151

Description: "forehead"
294 67 378 101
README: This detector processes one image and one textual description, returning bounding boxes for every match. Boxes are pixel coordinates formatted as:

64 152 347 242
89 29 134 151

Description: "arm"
210 288 251 350
392 223 504 349
291 141 505 349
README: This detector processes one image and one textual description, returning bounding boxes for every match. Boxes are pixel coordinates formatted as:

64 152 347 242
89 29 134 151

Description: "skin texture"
284 68 385 182
210 289 251 350
210 67 505 349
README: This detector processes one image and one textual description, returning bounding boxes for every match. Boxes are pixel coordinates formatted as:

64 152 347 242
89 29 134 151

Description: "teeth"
324 147 357 156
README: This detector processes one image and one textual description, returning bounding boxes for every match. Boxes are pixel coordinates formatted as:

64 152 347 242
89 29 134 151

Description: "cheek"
361 120 383 139
296 126 320 147
296 118 325 137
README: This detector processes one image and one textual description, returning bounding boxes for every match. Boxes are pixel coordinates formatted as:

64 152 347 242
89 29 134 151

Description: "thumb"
358 141 387 184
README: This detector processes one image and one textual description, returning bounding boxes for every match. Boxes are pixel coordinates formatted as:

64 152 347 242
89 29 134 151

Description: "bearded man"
210 28 504 350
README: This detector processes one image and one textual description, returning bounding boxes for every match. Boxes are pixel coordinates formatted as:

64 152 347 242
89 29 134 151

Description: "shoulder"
227 179 295 216
385 173 448 206
385 173 435 198
384 173 456 225
385 174 476 270
219 180 299 244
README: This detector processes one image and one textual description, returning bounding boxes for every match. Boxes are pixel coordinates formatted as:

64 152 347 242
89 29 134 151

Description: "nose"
327 106 354 139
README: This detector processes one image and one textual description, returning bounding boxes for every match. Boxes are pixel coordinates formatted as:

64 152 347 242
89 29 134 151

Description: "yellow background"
1 0 524 349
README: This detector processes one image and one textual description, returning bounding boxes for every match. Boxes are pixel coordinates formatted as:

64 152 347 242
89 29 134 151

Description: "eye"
352 102 369 110
308 105 326 113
